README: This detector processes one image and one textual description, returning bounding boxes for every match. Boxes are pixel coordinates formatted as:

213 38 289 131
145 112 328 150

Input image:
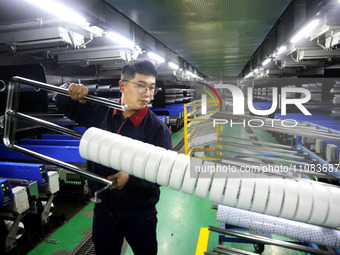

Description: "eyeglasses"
123 80 161 95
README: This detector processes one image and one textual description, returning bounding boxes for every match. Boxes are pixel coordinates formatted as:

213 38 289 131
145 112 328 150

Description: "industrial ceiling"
102 0 292 78
0 0 339 82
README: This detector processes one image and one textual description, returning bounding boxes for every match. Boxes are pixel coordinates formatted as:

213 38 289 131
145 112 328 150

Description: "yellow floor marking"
195 227 210 255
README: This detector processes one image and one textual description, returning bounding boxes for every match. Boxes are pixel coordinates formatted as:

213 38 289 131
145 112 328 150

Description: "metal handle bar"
10 76 127 111
2 76 121 186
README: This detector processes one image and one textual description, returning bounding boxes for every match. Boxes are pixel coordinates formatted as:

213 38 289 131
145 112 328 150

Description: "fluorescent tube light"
262 58 271 66
168 62 179 70
106 32 134 48
277 45 287 55
147 52 165 63
26 0 87 25
290 20 320 43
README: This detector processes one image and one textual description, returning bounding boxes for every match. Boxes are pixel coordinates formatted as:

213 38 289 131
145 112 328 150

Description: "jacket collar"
113 105 148 127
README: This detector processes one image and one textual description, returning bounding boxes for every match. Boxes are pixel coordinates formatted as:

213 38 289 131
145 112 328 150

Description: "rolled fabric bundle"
216 205 340 249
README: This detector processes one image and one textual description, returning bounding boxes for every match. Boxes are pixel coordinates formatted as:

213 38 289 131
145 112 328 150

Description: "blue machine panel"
0 144 85 163
20 139 80 146
41 134 79 140
0 178 13 206
0 162 48 186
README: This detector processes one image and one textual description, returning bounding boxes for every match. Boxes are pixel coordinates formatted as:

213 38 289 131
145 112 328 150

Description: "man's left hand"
107 172 129 190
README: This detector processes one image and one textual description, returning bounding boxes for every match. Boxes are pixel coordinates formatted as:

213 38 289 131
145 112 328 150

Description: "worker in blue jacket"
53 60 172 255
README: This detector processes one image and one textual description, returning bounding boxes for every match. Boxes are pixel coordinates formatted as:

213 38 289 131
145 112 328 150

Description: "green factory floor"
29 125 306 255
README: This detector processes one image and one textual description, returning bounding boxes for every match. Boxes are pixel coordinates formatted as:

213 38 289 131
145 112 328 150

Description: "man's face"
119 73 156 112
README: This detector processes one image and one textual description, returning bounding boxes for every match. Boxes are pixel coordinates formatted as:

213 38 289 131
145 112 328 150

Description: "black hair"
121 60 157 80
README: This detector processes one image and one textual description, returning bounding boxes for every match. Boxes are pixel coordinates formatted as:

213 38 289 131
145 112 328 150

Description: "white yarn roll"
324 186 340 228
237 177 255 210
209 177 226 203
223 173 242 207
109 135 129 170
98 133 120 167
182 157 201 195
195 161 214 199
265 178 284 217
87 132 107 162
156 150 178 186
279 179 299 219
79 127 97 159
294 181 313 222
120 140 143 174
144 147 166 183
308 183 329 225
251 178 270 214
132 143 155 179
169 153 190 190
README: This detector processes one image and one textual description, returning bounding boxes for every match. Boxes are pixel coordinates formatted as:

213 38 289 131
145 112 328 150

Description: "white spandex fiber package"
209 171 227 203
120 140 143 174
324 186 340 228
97 132 120 167
237 177 256 211
216 205 340 249
265 178 285 217
156 150 178 186
79 127 97 159
223 172 242 207
144 147 166 183
182 157 202 195
251 178 270 214
308 183 329 226
294 181 314 222
169 153 190 190
279 179 299 219
195 161 214 199
132 143 155 179
109 135 130 170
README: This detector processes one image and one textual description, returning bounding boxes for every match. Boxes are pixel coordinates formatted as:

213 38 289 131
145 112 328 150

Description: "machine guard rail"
3 76 128 186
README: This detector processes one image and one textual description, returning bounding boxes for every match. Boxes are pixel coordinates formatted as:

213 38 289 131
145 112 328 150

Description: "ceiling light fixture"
186 71 193 76
106 32 134 48
26 0 87 25
262 58 271 66
290 19 320 43
168 62 179 70
147 52 165 63
277 45 287 55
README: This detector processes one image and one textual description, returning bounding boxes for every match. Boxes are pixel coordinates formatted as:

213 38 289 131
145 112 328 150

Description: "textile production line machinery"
1 76 340 255
1 0 340 254
194 80 340 254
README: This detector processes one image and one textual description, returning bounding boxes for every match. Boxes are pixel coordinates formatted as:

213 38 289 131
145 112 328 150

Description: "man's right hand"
69 83 88 104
